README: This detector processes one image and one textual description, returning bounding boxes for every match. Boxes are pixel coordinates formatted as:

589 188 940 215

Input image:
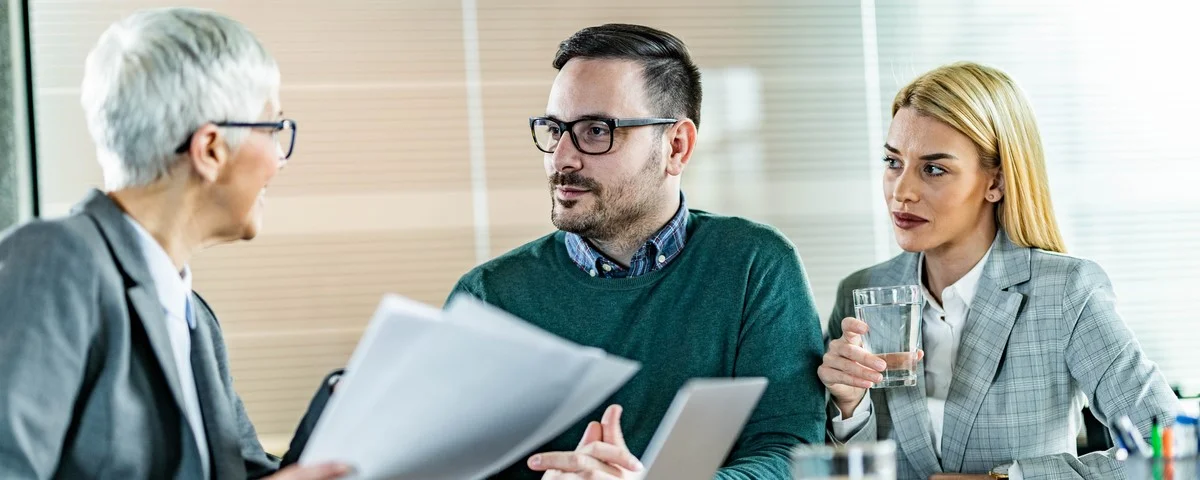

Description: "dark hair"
553 24 702 128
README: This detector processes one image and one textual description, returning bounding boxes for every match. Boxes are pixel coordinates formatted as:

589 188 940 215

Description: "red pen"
1164 426 1174 459
1164 426 1175 480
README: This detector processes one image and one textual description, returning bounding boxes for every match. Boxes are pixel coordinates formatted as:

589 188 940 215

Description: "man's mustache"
549 172 601 191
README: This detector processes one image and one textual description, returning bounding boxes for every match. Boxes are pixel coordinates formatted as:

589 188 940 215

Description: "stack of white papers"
300 293 641 480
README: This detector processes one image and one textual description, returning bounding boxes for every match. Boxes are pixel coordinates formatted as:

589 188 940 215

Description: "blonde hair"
892 62 1066 253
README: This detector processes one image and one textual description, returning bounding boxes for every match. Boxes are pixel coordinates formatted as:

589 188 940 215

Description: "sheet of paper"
444 296 640 474
300 294 639 480
337 294 442 394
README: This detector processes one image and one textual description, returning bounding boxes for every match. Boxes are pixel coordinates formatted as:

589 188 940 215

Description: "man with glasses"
451 24 825 479
0 8 344 479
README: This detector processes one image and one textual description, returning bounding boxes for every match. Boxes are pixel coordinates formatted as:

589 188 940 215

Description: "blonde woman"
818 62 1178 479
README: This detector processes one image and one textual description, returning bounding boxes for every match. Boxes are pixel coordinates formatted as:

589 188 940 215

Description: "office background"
2 0 1198 451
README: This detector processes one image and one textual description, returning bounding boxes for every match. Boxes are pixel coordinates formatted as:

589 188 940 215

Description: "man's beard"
548 150 664 241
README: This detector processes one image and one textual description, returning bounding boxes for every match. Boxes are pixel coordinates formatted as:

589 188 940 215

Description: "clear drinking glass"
852 285 921 388
791 440 897 479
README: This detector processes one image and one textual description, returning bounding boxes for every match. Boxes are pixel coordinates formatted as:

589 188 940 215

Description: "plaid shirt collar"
565 193 689 279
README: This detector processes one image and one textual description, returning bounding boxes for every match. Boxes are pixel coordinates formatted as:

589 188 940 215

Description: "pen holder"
1124 456 1200 480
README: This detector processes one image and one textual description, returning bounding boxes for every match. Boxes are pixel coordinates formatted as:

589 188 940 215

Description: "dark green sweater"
451 210 825 479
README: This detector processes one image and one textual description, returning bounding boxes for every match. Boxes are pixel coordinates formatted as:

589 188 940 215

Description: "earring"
987 194 998 202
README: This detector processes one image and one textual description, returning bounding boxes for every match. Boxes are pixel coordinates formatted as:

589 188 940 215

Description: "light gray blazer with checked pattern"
826 231 1178 480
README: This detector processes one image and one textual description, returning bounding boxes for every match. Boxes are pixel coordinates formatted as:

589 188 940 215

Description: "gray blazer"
826 231 1178 479
0 190 278 479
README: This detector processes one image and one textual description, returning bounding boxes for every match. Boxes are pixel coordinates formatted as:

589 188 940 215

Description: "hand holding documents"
300 294 641 480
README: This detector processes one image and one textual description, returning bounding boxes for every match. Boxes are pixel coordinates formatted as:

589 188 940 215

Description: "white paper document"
299 294 640 480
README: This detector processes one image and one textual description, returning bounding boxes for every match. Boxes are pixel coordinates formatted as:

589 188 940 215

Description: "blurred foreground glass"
1124 456 1200 480
791 440 897 480
852 285 921 388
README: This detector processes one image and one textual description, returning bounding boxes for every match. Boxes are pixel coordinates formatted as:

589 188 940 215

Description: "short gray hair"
81 8 280 190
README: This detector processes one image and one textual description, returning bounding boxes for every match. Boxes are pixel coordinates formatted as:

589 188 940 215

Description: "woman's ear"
185 123 229 183
985 169 1005 204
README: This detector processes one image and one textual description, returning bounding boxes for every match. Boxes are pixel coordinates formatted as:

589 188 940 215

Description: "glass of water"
791 440 897 479
852 285 921 388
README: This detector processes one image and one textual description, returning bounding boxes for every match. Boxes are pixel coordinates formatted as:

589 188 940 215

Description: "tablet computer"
640 377 769 479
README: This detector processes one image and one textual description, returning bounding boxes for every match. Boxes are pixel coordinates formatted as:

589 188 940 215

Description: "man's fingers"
269 463 350 480
601 405 629 451
576 421 602 449
579 440 644 472
542 471 623 480
529 452 622 477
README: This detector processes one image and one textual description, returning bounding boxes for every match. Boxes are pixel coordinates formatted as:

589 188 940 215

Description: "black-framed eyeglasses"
529 116 677 155
173 119 298 161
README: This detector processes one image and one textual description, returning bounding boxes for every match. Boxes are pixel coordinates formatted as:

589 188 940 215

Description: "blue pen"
1118 416 1154 458
1113 427 1129 450
1113 424 1130 460
1115 417 1140 457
